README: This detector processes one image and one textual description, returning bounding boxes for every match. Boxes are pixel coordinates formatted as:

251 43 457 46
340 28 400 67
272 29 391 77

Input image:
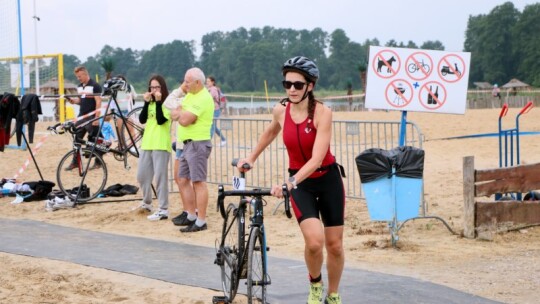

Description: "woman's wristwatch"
288 176 298 189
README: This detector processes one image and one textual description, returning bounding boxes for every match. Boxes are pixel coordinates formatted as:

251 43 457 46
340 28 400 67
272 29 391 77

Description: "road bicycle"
213 160 292 304
48 95 144 203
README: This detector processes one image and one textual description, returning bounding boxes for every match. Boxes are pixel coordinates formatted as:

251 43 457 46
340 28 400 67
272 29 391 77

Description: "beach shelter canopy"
501 78 531 89
473 82 493 89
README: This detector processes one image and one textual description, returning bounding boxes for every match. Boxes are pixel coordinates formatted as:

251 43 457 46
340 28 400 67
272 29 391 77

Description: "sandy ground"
1 108 540 304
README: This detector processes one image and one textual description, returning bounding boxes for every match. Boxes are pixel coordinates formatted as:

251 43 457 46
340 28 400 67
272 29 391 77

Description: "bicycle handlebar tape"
217 185 226 218
282 184 292 218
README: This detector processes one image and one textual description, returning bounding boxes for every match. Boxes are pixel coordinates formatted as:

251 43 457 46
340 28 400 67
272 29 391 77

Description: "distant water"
38 99 351 118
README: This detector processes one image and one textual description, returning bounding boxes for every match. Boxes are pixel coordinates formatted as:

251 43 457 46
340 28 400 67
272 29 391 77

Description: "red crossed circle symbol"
385 79 413 108
405 51 433 81
437 54 466 83
372 50 401 79
419 81 447 110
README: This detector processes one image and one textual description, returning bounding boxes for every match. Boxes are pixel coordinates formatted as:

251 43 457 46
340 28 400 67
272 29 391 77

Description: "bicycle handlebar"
47 121 76 135
217 158 293 219
217 183 292 219
281 184 292 218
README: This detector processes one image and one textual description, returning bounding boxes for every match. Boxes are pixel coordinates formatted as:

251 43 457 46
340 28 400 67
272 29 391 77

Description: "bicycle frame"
51 106 143 162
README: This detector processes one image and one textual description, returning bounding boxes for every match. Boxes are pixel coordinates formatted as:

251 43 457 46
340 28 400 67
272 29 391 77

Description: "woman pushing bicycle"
238 56 345 304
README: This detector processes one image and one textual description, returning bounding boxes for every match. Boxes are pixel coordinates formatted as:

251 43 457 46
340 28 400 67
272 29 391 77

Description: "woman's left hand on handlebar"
270 184 288 198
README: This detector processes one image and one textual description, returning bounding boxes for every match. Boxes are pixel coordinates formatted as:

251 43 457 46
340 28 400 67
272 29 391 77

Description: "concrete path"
0 218 500 304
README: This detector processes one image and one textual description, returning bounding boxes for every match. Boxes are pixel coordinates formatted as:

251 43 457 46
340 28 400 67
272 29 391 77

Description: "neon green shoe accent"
324 292 342 304
307 282 324 304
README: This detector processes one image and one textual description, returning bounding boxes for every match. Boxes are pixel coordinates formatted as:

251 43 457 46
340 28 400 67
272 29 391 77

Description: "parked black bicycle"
48 78 144 202
213 159 292 304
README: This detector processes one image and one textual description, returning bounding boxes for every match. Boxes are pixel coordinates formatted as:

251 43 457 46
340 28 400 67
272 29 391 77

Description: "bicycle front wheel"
247 226 267 303
219 203 243 301
119 107 144 157
56 148 108 202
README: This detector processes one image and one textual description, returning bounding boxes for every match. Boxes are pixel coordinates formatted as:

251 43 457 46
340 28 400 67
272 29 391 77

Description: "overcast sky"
8 0 539 61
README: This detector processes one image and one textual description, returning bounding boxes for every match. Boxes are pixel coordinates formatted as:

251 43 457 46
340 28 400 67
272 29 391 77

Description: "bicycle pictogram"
408 59 430 74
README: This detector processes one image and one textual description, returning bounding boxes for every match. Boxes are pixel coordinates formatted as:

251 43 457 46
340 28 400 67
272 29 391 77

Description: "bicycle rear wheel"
56 148 108 202
247 226 267 303
407 63 417 73
119 107 144 157
218 203 243 301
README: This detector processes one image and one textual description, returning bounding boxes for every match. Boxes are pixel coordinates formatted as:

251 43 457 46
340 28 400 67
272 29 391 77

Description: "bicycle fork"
260 225 271 287
246 224 271 287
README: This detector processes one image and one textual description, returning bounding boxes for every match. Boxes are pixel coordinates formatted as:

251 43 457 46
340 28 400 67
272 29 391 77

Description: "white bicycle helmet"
282 56 319 83
102 77 127 95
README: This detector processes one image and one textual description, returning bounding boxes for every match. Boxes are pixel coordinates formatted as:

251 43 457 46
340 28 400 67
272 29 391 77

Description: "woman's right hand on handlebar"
236 159 253 173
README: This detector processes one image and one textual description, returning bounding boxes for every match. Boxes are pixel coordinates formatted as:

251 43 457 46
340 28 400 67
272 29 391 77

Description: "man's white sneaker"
147 209 169 221
132 202 153 212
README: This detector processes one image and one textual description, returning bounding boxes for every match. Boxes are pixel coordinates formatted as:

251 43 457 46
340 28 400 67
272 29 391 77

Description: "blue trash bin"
356 146 424 222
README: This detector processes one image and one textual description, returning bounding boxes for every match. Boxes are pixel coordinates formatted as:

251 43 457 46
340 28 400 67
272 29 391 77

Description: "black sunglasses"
282 81 307 90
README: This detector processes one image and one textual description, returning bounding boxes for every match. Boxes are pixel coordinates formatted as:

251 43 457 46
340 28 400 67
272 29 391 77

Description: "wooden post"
463 156 476 238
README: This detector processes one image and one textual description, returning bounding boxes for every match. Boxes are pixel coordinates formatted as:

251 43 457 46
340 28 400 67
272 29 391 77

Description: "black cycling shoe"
171 211 189 226
180 222 207 233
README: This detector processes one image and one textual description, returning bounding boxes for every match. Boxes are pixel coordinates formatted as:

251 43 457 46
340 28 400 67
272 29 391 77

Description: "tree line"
465 2 540 88
55 29 443 94
50 1 538 93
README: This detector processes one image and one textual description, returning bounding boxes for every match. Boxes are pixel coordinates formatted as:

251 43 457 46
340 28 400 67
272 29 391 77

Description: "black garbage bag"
394 146 424 179
355 148 394 183
356 146 424 183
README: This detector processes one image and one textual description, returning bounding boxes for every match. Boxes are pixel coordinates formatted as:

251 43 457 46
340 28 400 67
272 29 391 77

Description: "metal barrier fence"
206 118 424 199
